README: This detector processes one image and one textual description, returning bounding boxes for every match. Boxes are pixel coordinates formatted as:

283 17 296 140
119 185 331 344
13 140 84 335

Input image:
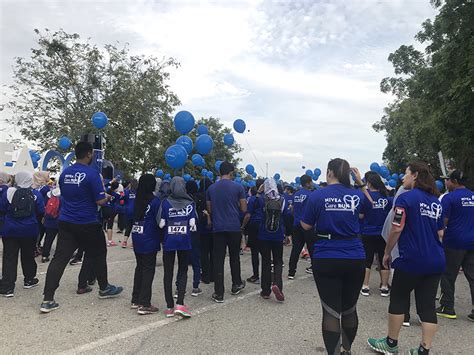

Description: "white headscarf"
7 171 34 203
264 178 280 200
0 171 12 186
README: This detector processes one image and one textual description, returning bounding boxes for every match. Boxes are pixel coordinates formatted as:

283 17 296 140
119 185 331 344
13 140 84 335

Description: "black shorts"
361 235 388 270
389 268 441 323
245 222 260 248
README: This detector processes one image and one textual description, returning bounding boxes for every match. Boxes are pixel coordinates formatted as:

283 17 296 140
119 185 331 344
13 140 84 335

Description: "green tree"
374 0 474 183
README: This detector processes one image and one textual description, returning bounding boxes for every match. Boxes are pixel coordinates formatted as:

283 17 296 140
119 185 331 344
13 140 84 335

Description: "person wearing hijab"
0 171 12 232
257 178 288 302
157 180 171 200
185 180 202 297
41 187 62 263
130 174 161 315
0 171 45 297
121 179 138 248
158 176 197 318
197 177 214 284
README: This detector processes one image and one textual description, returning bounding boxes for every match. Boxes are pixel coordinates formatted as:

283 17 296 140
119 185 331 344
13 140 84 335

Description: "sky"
0 0 438 181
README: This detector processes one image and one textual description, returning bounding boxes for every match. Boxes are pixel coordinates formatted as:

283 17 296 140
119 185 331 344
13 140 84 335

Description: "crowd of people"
0 141 473 355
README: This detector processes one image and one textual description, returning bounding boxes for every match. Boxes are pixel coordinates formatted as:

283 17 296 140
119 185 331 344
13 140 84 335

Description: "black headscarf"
133 174 156 222
198 177 212 194
158 181 171 200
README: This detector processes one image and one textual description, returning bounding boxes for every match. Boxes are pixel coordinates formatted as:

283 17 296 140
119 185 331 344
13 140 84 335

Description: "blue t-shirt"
206 179 246 233
0 189 45 238
38 185 50 201
258 197 288 242
441 188 474 250
160 199 196 252
124 189 137 220
131 197 161 254
59 163 106 224
360 191 393 236
292 188 312 226
0 184 8 224
392 188 445 275
301 184 365 260
246 195 263 224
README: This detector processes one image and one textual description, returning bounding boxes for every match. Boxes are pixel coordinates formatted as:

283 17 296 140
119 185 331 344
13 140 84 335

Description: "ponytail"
364 171 388 197
407 161 440 197
327 158 351 188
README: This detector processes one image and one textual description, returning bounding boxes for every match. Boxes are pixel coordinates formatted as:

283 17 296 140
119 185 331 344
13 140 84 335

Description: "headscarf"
167 176 194 210
154 178 162 196
32 171 50 189
133 174 157 222
264 178 280 200
0 172 12 186
158 180 171 200
186 180 199 196
7 171 34 203
198 177 212 194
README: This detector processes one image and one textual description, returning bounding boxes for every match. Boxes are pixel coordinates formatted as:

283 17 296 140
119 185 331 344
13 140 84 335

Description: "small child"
159 177 196 318
41 187 61 263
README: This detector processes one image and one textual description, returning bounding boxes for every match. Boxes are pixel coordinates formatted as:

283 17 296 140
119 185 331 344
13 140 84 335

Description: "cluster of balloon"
245 164 255 175
191 154 205 167
29 150 41 169
165 144 188 169
91 112 108 129
370 162 404 188
156 169 164 178
58 136 72 150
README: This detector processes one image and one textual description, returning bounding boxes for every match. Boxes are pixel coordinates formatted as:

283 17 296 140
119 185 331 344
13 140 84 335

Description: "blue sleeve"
35 191 45 215
238 185 246 200
360 194 372 214
301 192 320 226
91 172 106 202
246 196 256 215
0 192 8 212
395 194 408 210
441 194 451 220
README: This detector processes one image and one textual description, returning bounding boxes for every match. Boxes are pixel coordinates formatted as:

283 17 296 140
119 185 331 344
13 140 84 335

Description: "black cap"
442 170 467 184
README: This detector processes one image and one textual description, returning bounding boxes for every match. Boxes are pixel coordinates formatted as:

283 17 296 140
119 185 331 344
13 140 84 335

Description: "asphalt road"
0 232 472 354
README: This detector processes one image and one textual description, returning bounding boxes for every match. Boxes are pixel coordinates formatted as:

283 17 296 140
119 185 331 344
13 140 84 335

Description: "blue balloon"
388 179 397 188
223 133 234 146
191 154 205 167
391 173 399 181
196 134 214 155
207 171 214 180
370 162 380 172
183 174 192 182
176 135 193 154
245 164 255 175
156 169 164 177
29 150 41 163
215 160 222 172
399 173 405 180
242 180 249 187
233 119 246 133
380 166 390 178
295 176 301 184
314 168 322 176
234 177 242 183
164 144 188 169
436 180 444 191
248 180 256 187
197 124 208 136
91 112 108 129
33 161 38 169
201 169 208 176
174 111 195 134
306 169 313 176
274 173 281 180
312 174 319 181
251 172 257 178
164 173 171 181
235 173 241 178
58 136 72 150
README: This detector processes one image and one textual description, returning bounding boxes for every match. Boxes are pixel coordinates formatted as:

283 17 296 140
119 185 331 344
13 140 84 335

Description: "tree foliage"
5 29 242 176
374 0 474 184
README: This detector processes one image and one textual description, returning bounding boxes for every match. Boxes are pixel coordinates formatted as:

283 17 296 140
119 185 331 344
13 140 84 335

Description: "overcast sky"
0 0 437 181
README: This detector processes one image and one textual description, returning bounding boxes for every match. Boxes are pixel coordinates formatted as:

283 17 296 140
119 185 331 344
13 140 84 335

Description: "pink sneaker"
121 241 127 248
174 304 192 318
107 240 117 247
164 308 175 318
271 284 285 302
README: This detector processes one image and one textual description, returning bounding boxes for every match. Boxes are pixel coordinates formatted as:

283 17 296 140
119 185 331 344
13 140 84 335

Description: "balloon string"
242 134 265 176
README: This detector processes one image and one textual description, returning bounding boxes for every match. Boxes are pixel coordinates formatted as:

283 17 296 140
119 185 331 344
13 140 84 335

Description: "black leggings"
361 235 387 270
259 239 283 295
124 219 133 238
163 250 189 309
132 252 157 307
312 258 365 354
246 222 260 278
389 268 440 324
42 228 58 258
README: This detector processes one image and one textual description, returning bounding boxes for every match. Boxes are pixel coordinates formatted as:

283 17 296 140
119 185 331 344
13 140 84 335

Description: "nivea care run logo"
324 195 361 214
168 205 194 217
294 195 307 203
373 198 389 209
419 202 442 219
461 196 474 207
63 172 86 186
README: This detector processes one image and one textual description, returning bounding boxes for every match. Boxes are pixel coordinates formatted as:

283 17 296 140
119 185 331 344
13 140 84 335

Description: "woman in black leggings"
301 158 369 355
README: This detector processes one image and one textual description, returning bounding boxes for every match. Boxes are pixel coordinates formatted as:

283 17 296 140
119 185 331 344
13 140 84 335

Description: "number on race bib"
132 225 144 234
168 225 187 235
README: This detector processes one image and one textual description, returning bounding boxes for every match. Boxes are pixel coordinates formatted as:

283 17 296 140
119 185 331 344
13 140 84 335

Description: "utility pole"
265 162 268 178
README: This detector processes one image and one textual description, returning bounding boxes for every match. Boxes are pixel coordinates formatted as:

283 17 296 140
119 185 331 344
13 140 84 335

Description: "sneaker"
138 305 159 315
117 230 123 234
98 284 123 299
24 278 40 289
436 306 457 319
40 300 59 313
69 259 82 266
0 289 14 298
246 275 260 284
191 288 203 297
468 310 474 322
174 290 187 299
164 308 175 317
107 240 117 247
360 287 370 296
131 303 139 309
271 284 285 302
380 287 390 297
121 241 127 248
288 273 295 280
260 291 270 299
174 304 192 318
88 278 96 286
403 314 411 327
408 347 428 355
367 337 399 354
211 293 224 303
231 281 246 295
76 286 93 295
41 257 50 263
305 266 313 274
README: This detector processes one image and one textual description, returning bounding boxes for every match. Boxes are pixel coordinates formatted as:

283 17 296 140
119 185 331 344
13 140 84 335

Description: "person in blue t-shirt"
301 158 367 355
206 161 247 303
368 161 445 355
437 170 474 321
41 142 123 313
41 187 62 263
288 174 313 279
241 178 264 284
159 176 196 318
283 185 295 244
32 171 50 252
102 180 121 247
130 174 161 315
0 171 44 297
359 171 393 297
121 179 138 249
258 178 289 301
0 172 12 233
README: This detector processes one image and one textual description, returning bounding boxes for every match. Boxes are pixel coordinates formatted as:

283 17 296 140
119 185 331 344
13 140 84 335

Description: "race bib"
168 225 187 235
132 223 144 234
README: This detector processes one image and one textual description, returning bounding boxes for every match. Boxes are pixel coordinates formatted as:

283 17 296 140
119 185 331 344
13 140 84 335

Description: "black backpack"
264 197 283 233
11 188 36 218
